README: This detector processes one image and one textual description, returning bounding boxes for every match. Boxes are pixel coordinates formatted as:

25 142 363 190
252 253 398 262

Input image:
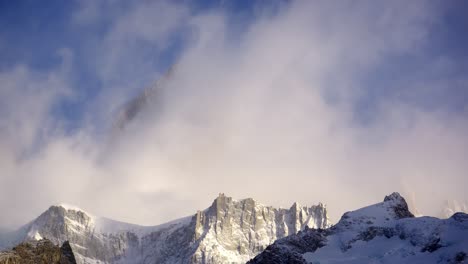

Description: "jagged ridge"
0 194 328 264
248 192 468 264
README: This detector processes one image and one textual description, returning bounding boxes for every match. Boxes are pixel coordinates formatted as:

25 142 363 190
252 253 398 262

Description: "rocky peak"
249 193 468 264
384 192 405 203
190 194 329 263
28 205 94 241
208 193 234 216
383 192 414 219
336 192 414 231
2 195 329 264
39 205 92 223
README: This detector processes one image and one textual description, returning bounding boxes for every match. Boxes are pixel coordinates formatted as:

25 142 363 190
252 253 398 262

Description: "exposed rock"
421 237 443 253
0 239 76 264
384 192 414 219
249 193 468 264
144 193 330 264
454 251 467 263
247 228 328 264
20 205 138 263
60 241 76 264
0 194 329 264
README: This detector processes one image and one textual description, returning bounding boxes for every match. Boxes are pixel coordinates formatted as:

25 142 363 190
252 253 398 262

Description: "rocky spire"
383 192 414 219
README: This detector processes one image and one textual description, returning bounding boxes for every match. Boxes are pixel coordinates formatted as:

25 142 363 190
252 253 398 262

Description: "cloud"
0 0 467 228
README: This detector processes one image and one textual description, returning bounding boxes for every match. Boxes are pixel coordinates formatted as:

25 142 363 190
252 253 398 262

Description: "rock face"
0 239 76 264
188 194 329 263
0 194 329 264
383 192 414 219
249 192 468 264
0 205 146 263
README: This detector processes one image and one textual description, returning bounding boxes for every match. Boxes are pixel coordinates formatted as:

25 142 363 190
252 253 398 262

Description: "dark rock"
247 228 328 264
451 212 468 222
384 192 415 219
421 238 442 253
0 239 76 264
357 226 395 242
60 241 76 264
455 251 467 263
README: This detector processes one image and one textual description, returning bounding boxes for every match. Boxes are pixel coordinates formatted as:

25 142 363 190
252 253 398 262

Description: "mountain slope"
0 239 76 264
248 192 468 264
0 194 329 264
1 204 180 263
140 193 329 264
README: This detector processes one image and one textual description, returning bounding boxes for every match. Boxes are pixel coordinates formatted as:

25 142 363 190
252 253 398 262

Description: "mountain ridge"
248 192 468 264
0 194 329 264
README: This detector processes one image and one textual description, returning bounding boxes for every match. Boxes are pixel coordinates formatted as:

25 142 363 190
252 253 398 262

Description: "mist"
1 0 467 229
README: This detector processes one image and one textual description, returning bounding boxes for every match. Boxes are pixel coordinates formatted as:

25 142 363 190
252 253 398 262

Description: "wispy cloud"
0 0 467 228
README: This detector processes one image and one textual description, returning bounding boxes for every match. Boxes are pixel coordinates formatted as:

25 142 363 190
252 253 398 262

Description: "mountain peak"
250 193 468 264
383 192 414 219
49 204 93 217
54 203 85 212
43 204 94 220
23 203 97 245
336 192 414 230
3 195 329 264
383 192 404 203
193 194 329 263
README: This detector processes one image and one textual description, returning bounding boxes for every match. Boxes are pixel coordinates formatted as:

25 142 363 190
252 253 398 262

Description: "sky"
1 0 468 229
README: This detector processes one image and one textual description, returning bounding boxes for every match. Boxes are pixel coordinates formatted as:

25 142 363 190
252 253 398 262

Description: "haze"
1 0 468 229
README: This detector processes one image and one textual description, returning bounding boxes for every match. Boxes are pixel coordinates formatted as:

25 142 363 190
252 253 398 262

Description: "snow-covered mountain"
0 203 176 263
248 192 468 264
439 200 468 219
0 194 329 264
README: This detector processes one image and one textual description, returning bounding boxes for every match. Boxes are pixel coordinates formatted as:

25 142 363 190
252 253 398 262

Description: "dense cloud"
1 0 467 228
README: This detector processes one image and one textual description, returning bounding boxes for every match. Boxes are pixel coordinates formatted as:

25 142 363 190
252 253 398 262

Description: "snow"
303 198 468 263
25 225 44 241
94 214 191 237
31 230 42 240
2 195 329 264
303 215 468 264
74 252 104 264
251 193 468 264
56 203 95 217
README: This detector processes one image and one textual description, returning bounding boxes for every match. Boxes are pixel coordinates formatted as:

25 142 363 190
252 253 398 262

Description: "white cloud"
0 0 467 228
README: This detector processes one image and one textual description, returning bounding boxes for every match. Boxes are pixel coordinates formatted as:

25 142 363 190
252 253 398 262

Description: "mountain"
0 239 76 264
0 203 171 263
439 200 468 219
0 194 329 264
248 192 468 264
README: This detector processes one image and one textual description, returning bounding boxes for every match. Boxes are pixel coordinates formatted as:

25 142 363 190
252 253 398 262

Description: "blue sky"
0 0 277 124
1 0 467 129
1 0 468 227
